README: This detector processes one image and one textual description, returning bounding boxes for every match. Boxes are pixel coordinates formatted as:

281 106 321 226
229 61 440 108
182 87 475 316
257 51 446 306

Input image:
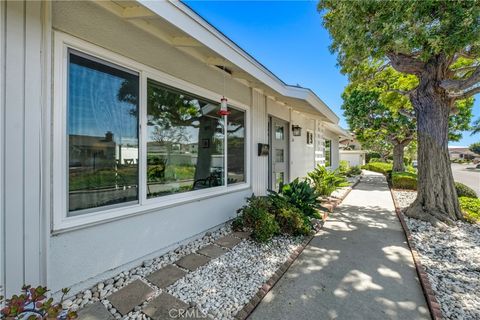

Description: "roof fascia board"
137 0 339 123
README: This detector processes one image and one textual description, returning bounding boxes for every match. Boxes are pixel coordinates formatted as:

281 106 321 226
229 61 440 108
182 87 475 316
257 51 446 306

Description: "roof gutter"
137 0 339 124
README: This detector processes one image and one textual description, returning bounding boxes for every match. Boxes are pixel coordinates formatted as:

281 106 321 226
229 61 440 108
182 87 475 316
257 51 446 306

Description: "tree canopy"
319 0 480 225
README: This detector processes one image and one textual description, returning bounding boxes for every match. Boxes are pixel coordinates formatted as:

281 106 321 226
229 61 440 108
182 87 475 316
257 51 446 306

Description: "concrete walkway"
249 171 430 320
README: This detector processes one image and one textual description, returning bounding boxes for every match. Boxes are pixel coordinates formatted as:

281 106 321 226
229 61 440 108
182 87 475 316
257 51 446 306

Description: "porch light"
218 96 230 116
292 125 302 136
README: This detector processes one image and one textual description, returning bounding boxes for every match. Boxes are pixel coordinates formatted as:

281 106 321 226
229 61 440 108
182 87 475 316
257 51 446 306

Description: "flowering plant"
1 285 77 319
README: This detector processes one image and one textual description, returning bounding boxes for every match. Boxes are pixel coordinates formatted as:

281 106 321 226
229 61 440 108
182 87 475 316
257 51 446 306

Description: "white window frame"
52 32 250 232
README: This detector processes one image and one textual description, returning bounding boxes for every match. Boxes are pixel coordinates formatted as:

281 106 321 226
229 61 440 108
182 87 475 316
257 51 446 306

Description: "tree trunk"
392 143 405 172
405 68 462 226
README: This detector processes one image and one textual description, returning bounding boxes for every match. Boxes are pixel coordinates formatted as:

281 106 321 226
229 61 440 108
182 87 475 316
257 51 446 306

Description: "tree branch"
387 53 425 75
398 108 415 120
448 86 480 100
387 89 414 97
441 66 480 91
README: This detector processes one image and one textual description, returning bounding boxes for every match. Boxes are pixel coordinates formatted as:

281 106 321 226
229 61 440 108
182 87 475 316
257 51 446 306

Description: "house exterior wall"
1 0 46 297
251 89 269 195
340 151 366 167
290 111 316 179
1 0 345 297
52 0 251 107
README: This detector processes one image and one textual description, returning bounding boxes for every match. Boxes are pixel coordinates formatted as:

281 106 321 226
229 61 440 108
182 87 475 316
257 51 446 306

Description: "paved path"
249 171 430 320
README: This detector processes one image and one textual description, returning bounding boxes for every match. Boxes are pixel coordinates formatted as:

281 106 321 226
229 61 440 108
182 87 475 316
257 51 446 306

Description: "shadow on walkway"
248 171 429 320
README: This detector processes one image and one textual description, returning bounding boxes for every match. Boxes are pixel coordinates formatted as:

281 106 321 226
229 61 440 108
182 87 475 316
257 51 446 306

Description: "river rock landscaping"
393 190 480 320
67 224 305 320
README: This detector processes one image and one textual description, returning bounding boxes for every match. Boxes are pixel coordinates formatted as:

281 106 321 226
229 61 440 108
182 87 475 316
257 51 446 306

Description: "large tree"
319 0 480 225
343 89 415 172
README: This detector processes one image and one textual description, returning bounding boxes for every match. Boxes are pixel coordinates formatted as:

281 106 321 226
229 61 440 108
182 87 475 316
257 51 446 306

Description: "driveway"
451 163 480 196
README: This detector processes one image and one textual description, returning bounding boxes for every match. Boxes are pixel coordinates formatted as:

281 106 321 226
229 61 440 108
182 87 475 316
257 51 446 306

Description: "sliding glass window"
67 51 139 215
146 79 225 198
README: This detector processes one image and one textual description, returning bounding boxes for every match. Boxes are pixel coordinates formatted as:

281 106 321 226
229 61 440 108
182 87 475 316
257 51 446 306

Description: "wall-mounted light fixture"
292 125 302 136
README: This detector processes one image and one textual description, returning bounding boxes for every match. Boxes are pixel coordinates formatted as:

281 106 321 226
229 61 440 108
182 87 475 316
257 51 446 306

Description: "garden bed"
392 190 480 320
65 224 308 320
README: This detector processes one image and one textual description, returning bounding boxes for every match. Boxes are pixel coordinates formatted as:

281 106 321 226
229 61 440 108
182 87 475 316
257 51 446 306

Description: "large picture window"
55 34 249 229
146 79 225 198
67 51 139 215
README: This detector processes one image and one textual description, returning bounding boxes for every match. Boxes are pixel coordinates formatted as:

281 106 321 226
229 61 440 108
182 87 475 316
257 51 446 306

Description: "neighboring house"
448 146 477 161
0 0 348 296
339 137 366 167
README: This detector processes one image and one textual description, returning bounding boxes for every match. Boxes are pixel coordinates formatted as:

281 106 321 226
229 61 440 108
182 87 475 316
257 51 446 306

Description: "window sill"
52 184 251 235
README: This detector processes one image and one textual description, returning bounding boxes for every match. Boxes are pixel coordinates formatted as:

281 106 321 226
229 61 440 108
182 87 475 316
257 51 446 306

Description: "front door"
269 116 289 191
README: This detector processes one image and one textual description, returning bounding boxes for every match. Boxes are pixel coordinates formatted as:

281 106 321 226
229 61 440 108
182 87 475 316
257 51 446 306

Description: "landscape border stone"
234 175 362 320
389 188 443 320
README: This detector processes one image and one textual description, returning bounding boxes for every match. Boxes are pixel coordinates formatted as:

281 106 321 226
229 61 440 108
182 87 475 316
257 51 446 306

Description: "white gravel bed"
167 236 303 320
65 224 232 319
393 190 480 320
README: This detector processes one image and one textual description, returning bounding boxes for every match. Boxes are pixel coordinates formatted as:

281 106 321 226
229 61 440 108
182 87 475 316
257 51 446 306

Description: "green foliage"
235 195 279 242
455 182 478 198
347 166 362 177
234 192 315 243
318 1 480 73
366 152 381 163
275 205 312 236
365 162 393 175
308 165 349 197
392 172 417 190
339 160 349 175
459 197 480 223
1 286 76 320
274 178 320 218
469 142 480 155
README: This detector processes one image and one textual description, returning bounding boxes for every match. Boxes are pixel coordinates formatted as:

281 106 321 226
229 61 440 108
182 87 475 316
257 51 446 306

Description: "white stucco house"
339 137 366 167
0 0 349 297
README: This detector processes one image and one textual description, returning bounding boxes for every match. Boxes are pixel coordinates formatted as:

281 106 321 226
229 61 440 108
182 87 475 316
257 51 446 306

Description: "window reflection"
146 79 225 198
68 51 139 214
325 139 332 167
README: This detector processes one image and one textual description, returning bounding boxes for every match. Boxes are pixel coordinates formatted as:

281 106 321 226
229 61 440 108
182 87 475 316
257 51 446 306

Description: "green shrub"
459 197 480 223
406 165 416 173
252 211 280 242
366 152 381 163
339 160 350 175
455 182 478 198
271 178 320 217
368 157 382 163
365 162 393 175
361 164 369 170
308 165 349 197
275 205 312 236
235 195 280 242
235 193 314 242
392 172 417 190
347 165 362 176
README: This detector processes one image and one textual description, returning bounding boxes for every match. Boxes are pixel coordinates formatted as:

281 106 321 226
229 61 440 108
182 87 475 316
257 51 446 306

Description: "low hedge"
365 162 393 175
392 172 417 190
459 197 480 223
455 182 478 198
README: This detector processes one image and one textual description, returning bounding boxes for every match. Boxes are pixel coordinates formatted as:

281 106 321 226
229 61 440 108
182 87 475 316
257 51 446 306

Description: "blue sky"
185 0 480 147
